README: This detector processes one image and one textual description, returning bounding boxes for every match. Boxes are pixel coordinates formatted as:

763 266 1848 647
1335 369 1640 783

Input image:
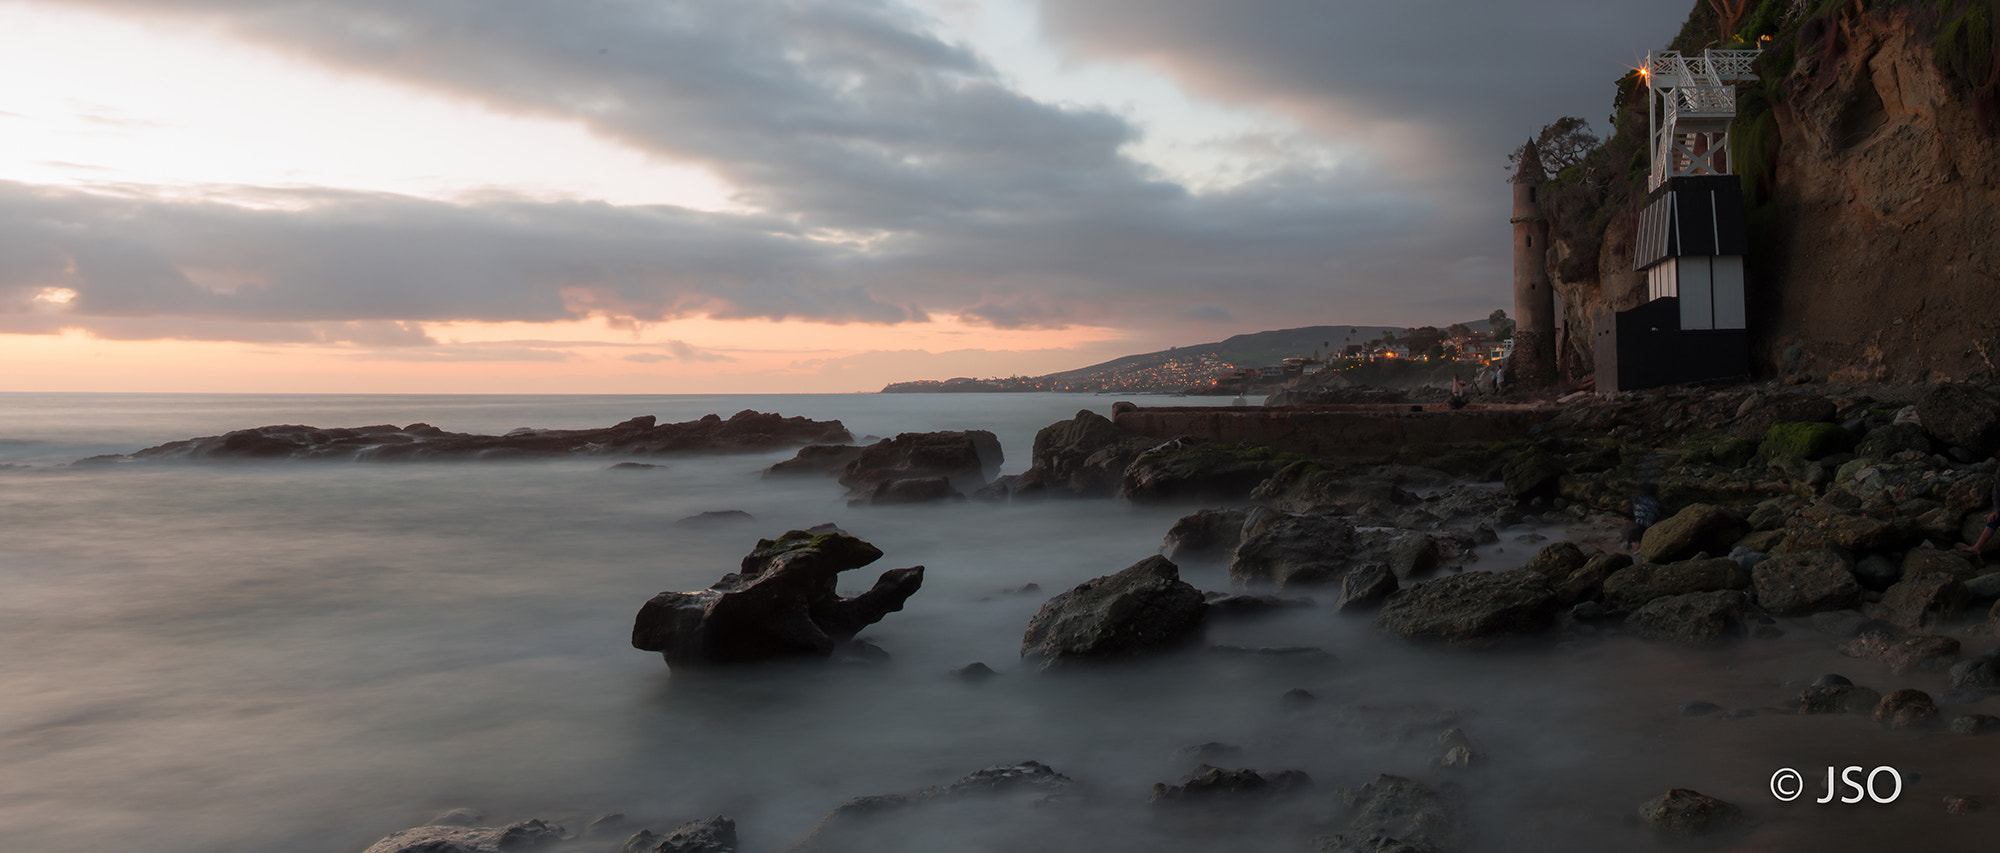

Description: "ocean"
0 393 1986 852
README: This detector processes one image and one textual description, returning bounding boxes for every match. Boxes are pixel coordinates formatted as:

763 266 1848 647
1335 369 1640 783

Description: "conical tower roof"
1513 138 1546 184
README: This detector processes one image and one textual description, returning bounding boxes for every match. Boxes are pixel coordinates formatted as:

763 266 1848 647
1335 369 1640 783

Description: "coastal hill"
881 323 1489 393
1534 0 2000 386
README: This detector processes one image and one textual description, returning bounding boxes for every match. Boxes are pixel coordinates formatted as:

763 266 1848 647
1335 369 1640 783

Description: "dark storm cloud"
5 0 1702 345
1036 0 1694 188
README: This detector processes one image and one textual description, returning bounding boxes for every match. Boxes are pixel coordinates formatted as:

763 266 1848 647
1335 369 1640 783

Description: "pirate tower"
1510 141 1557 389
1594 47 1762 391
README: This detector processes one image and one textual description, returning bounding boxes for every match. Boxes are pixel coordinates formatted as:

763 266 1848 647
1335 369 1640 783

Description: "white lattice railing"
1647 49 1760 87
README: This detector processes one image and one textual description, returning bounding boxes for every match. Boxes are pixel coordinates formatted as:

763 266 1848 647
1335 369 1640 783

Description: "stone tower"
1509 139 1557 389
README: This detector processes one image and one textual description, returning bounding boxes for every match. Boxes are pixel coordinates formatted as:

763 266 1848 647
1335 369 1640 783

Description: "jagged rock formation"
631 527 923 669
98 412 850 463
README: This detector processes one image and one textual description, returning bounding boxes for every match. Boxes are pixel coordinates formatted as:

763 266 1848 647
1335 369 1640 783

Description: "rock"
1625 590 1746 646
1501 447 1562 500
1636 789 1744 838
1680 700 1724 716
1020 556 1207 669
1281 688 1317 709
1761 421 1857 464
837 431 1001 496
1336 564 1399 612
631 528 924 669
1875 573 1971 630
1019 410 1152 497
926 760 1077 799
674 510 755 527
1161 507 1253 563
1916 383 2000 454
630 817 737 853
1948 654 2000 690
1839 631 1961 674
1554 552 1632 605
849 476 965 505
1374 569 1561 645
1147 765 1313 804
1853 553 1902 591
1251 462 1430 514
1638 504 1750 564
584 814 626 839
1204 591 1314 619
1875 688 1940 729
1811 610 1898 639
1952 714 2000 735
765 444 866 476
1432 728 1480 770
126 413 850 463
1732 392 1837 441
607 462 667 471
1965 572 2000 601
362 820 565 853
1521 541 1588 580
1824 513 1906 552
1856 422 1935 460
1120 442 1308 503
427 809 485 828
1601 558 1750 612
951 662 998 680
1752 549 1863 615
1798 682 1882 714
1317 774 1459 853
1904 548 1978 582
1228 510 1358 588
1177 742 1244 766
1945 794 1987 815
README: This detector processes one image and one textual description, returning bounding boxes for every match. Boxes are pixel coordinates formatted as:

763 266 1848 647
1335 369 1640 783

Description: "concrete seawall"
1110 403 1559 459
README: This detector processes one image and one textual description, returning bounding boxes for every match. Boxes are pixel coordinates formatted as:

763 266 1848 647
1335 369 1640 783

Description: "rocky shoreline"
200 378 2000 851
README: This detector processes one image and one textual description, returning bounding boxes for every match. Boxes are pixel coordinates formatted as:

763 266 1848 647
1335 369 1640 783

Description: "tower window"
1526 235 1533 248
1528 187 1537 203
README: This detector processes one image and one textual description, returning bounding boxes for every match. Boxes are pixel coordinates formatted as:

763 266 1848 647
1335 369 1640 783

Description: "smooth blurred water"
0 393 1990 852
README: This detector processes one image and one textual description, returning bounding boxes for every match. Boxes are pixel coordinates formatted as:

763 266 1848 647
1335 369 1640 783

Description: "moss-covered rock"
1502 446 1563 500
1760 421 1856 463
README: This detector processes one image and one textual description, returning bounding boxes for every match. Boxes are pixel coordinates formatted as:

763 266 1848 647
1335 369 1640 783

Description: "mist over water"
1 394 1991 852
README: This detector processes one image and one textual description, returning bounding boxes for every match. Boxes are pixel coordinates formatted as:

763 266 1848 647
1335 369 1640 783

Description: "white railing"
1647 49 1760 87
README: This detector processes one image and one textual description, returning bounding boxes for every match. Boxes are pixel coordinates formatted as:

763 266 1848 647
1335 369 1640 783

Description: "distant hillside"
881 320 1497 393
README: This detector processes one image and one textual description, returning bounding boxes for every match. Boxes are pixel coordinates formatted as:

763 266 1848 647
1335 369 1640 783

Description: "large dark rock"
1637 504 1750 564
632 528 924 669
1229 510 1358 588
622 817 738 853
1917 383 2000 454
1875 688 1940 728
121 412 851 463
1625 591 1746 646
363 820 565 853
765 444 866 476
1251 462 1428 514
1315 774 1459 853
1501 447 1563 500
1161 507 1253 563
1840 631 1960 675
1336 564 1400 612
1119 442 1309 503
782 761 1074 853
1018 411 1153 497
837 431 1001 495
1554 551 1632 606
1021 556 1207 669
1148 765 1313 804
1636 789 1744 838
1374 569 1561 644
1752 549 1863 615
849 476 966 506
1875 572 1971 630
1602 558 1750 612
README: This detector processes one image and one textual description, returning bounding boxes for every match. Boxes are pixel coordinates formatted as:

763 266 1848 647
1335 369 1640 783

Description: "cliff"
1541 0 2000 385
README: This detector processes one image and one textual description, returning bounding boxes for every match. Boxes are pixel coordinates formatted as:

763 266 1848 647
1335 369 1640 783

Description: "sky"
0 0 1693 393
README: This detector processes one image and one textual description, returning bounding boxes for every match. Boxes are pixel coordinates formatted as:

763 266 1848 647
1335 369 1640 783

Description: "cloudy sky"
0 0 1689 392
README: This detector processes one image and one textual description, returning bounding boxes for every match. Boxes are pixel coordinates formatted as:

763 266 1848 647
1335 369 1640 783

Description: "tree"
1446 323 1471 340
1405 326 1444 355
1506 116 1599 179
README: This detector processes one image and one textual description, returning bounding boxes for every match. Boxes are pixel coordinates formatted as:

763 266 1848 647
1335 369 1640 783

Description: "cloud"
623 340 735 363
3 0 1700 351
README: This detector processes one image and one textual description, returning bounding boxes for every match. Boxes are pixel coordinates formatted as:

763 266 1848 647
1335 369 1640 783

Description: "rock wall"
1547 4 2000 386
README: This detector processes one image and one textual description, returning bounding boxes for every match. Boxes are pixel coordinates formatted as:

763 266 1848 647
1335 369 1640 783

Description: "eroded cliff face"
1757 12 2000 383
1548 7 2000 386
